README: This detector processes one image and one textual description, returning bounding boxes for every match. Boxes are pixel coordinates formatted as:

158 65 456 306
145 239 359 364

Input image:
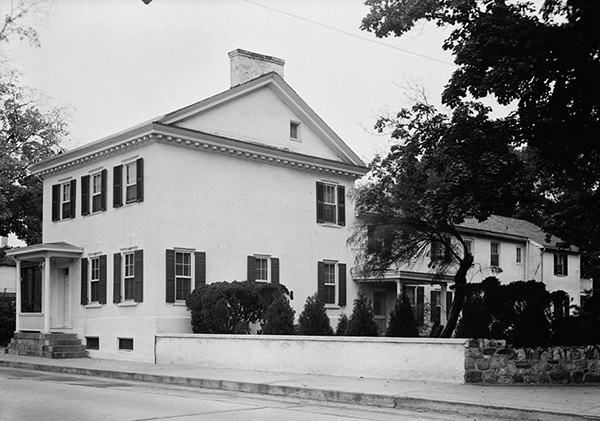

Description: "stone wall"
465 339 600 384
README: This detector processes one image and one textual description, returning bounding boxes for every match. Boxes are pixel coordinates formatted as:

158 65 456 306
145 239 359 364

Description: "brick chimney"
228 49 285 88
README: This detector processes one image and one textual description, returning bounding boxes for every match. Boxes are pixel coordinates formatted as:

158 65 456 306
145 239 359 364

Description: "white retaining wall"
155 334 468 383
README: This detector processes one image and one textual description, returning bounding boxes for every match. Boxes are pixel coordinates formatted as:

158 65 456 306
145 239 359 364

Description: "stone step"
14 332 79 340
47 351 89 359
43 345 87 353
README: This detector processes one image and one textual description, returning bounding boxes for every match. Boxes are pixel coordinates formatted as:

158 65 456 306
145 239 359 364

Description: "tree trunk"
440 254 473 338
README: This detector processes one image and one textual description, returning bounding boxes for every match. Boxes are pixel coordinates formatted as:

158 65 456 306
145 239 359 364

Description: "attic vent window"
290 121 301 141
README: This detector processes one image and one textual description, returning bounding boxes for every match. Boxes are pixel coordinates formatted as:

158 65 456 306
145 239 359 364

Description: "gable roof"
31 71 367 178
458 215 577 251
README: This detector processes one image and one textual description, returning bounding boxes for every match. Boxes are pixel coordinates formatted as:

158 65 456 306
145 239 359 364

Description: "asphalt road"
0 367 492 421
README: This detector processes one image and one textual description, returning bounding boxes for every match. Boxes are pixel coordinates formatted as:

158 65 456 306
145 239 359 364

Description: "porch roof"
6 242 84 262
353 269 455 285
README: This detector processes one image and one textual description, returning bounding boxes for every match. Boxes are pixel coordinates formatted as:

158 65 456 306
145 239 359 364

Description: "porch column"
440 283 448 325
14 259 21 333
43 256 51 334
396 280 402 297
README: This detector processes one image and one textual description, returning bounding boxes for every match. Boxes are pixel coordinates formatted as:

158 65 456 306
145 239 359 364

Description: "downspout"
525 240 530 280
539 247 545 283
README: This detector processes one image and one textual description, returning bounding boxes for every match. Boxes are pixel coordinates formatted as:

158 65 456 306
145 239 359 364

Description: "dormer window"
290 121 300 141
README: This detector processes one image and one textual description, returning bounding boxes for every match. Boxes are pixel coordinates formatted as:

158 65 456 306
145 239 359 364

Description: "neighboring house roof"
30 72 368 178
459 215 577 252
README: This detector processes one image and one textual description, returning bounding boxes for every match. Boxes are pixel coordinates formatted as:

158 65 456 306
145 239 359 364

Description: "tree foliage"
351 101 528 337
297 294 333 336
385 293 418 337
346 291 379 337
261 294 296 335
361 0 600 279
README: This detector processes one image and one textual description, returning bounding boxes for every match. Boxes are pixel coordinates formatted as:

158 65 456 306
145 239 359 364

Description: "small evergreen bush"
261 294 296 335
336 313 349 336
346 291 379 337
0 294 15 346
385 293 418 337
297 294 333 335
455 285 495 339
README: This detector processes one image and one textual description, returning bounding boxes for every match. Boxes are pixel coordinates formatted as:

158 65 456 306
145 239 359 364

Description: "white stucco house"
7 49 368 362
356 214 582 333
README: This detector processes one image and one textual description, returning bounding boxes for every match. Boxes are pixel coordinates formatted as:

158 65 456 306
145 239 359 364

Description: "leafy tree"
351 101 528 337
385 293 418 337
297 294 333 336
0 293 15 346
346 291 379 337
361 0 600 280
1 1 68 245
261 294 296 335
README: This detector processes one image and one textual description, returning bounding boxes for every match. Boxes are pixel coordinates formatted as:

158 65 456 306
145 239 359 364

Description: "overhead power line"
241 0 454 67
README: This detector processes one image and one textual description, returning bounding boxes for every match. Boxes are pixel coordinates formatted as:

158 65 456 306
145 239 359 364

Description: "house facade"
355 215 582 334
7 49 368 362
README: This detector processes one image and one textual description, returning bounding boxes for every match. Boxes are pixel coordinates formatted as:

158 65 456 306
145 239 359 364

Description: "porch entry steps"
7 332 89 359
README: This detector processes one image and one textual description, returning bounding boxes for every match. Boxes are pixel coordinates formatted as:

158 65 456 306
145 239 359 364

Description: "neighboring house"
354 215 582 333
7 49 368 362
1 236 16 298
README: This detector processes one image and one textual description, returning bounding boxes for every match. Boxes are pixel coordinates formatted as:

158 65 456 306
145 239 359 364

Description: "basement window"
118 337 134 351
290 121 301 141
86 337 99 350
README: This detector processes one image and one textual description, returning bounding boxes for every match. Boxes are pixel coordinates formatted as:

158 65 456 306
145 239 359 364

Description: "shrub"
186 281 289 334
386 293 418 337
0 294 15 346
455 285 495 339
578 291 600 344
346 291 379 337
335 313 349 336
297 294 333 335
261 294 296 335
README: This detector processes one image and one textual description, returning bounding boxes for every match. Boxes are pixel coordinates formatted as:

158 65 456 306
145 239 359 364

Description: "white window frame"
490 241 500 267
555 253 568 276
91 172 102 213
125 161 137 204
175 251 193 301
323 184 337 224
254 256 269 282
290 120 301 141
323 261 337 305
123 252 135 301
89 256 100 303
516 246 523 264
61 182 71 219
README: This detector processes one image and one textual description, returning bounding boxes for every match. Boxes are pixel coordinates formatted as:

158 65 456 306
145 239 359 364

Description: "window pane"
176 277 191 301
324 285 335 304
124 277 135 300
255 258 268 281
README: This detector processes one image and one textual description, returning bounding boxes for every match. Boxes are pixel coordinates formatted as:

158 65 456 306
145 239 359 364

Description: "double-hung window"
82 170 107 215
317 260 347 307
52 179 76 221
490 242 500 267
516 246 523 264
92 173 102 212
247 255 279 284
123 253 135 301
554 253 568 276
90 257 100 302
175 251 192 301
316 182 345 226
80 255 107 306
113 158 144 207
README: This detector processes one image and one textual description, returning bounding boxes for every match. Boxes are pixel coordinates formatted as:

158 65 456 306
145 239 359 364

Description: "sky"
2 0 456 164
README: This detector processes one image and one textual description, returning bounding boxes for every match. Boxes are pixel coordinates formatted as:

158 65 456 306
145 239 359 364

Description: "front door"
373 289 387 334
51 268 70 328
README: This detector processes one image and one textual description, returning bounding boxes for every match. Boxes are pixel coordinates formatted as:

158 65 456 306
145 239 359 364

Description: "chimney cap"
228 49 285 67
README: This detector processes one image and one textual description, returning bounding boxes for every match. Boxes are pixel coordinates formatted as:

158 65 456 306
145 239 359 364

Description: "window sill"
319 222 342 229
325 304 340 310
173 302 187 307
118 301 137 307
85 303 102 309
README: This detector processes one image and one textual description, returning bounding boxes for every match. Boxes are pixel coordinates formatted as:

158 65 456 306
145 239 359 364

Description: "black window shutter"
271 257 279 284
101 169 107 211
113 253 121 304
317 261 325 303
165 249 175 303
194 251 206 289
338 263 347 307
316 182 324 223
417 286 425 324
113 165 123 208
99 254 107 304
134 249 143 303
337 186 346 226
431 291 440 325
81 176 90 216
52 184 60 221
247 255 256 282
554 253 559 275
136 158 144 202
564 254 568 276
69 179 76 218
80 258 88 305
446 291 453 319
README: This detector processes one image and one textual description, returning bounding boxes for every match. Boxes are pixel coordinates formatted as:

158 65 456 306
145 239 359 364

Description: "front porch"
6 243 87 358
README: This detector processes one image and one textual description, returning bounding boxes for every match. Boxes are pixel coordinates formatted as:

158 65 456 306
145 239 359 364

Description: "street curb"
1 359 597 421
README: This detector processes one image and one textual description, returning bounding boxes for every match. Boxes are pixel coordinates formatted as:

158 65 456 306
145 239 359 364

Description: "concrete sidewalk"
1 352 599 421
